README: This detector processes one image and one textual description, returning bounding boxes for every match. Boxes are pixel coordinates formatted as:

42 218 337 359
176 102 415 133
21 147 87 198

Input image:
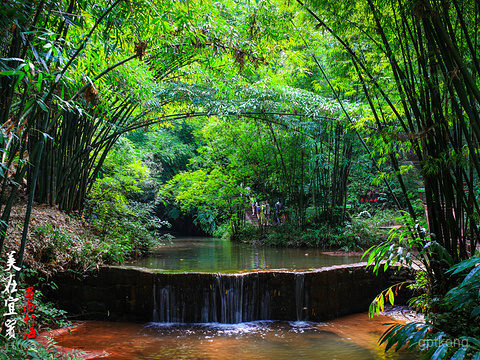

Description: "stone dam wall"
48 263 414 323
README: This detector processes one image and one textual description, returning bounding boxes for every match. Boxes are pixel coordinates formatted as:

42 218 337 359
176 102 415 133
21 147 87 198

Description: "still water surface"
125 237 362 272
49 313 413 360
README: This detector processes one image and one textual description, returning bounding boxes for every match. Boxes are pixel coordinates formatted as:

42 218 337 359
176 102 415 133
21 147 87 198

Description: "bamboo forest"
1 0 480 359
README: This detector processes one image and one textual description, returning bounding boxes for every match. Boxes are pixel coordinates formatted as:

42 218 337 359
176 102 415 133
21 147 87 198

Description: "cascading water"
51 260 404 324
149 266 395 324
295 273 308 321
48 236 416 360
218 275 243 323
152 272 277 324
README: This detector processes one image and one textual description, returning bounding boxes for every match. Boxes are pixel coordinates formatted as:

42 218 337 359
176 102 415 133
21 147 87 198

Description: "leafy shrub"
0 267 77 359
31 225 105 273
87 178 170 260
365 212 480 359
85 136 171 260
377 257 480 360
31 226 81 265
230 220 376 249
0 336 84 360
230 224 265 243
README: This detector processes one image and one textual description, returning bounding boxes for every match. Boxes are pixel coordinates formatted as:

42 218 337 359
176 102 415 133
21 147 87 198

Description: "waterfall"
219 275 244 323
154 285 185 323
148 270 390 324
295 273 308 321
201 289 217 323
152 272 274 323
53 263 399 323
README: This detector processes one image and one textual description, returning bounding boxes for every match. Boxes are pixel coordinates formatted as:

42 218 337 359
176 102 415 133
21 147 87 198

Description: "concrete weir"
50 263 413 323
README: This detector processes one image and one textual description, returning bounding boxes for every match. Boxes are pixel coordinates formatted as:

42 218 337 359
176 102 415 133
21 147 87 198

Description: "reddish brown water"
44 312 416 360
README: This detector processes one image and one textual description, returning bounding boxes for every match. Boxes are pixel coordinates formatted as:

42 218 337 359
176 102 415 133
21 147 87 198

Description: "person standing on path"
275 199 282 224
265 201 271 225
260 202 266 225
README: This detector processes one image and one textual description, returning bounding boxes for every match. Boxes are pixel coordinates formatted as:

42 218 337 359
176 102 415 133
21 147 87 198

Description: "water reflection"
48 313 415 360
125 237 362 272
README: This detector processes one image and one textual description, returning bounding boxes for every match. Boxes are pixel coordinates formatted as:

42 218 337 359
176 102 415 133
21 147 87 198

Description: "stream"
124 237 362 272
46 238 417 359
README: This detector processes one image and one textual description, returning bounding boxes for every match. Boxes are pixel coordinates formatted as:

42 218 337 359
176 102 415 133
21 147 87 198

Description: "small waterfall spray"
153 284 185 323
54 262 403 324
218 275 245 323
150 271 338 323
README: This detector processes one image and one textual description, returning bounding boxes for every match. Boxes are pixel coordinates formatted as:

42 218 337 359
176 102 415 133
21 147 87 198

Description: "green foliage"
31 226 81 265
0 266 74 358
159 167 244 234
363 212 431 276
127 127 196 183
157 102 360 234
0 336 83 360
364 210 480 359
231 221 375 250
437 257 480 335
193 207 217 235
291 225 346 248
30 224 123 273
31 218 162 271
88 185 168 260
375 256 480 360
87 136 169 259
229 224 265 243
303 0 480 255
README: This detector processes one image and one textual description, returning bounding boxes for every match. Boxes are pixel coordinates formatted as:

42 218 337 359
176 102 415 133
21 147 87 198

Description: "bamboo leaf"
471 306 480 318
36 99 49 112
387 288 394 305
450 347 467 360
0 57 25 62
431 343 449 359
461 264 480 286
0 70 16 75
449 257 480 275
